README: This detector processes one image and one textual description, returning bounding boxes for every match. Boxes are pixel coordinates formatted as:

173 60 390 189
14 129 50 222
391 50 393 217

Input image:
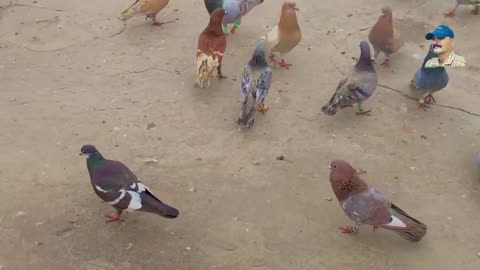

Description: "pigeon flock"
79 0 478 246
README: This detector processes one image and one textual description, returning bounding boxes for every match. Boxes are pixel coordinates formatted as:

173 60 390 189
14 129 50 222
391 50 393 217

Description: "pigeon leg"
418 96 431 111
222 24 228 35
372 48 380 63
339 225 358 234
278 59 292 69
355 103 371 116
380 57 390 67
230 23 240 35
443 10 456 17
217 65 227 79
258 103 269 113
424 94 436 104
105 209 124 223
151 15 176 27
373 225 379 231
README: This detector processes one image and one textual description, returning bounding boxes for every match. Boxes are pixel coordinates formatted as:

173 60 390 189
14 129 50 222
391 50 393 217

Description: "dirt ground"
1 0 480 269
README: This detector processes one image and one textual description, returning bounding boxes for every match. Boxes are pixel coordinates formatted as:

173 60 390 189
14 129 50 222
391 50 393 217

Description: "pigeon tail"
382 203 427 242
118 0 141 21
156 202 180 219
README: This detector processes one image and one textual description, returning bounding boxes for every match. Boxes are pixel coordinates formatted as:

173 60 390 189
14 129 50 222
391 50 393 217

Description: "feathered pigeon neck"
279 7 299 32
249 43 269 67
206 9 225 36
330 175 369 202
87 153 105 171
355 48 374 72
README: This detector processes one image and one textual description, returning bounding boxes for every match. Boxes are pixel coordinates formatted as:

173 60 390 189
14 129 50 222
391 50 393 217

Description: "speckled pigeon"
329 160 428 242
410 44 449 111
237 36 272 128
80 145 179 223
321 41 378 116
204 0 264 34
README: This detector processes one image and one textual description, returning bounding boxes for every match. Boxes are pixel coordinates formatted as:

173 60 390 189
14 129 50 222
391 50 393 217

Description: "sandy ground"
1 0 480 269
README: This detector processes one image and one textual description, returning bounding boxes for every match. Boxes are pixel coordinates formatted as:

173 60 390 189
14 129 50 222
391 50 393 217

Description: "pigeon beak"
328 165 332 170
79 152 83 156
294 7 299 11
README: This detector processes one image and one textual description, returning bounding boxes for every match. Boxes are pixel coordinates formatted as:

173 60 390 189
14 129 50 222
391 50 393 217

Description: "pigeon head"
355 41 374 69
283 1 299 12
249 37 269 66
80 145 102 158
381 6 392 15
328 160 368 201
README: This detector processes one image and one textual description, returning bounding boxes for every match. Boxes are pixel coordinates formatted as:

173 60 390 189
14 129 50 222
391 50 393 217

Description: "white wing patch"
126 191 142 211
137 183 148 192
107 189 126 205
387 215 407 228
95 185 109 193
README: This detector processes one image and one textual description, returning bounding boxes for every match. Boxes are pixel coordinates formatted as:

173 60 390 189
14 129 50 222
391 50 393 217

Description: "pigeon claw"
105 214 124 223
278 59 292 69
380 60 390 68
443 11 455 17
339 226 357 234
424 94 436 104
152 20 175 27
258 103 269 113
418 103 430 111
356 109 371 116
230 27 236 35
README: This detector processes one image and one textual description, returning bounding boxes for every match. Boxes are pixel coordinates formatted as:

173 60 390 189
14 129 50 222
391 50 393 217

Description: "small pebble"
16 211 25 217
477 252 480 258
276 155 284 160
461 194 466 199
326 197 332 201
185 246 191 251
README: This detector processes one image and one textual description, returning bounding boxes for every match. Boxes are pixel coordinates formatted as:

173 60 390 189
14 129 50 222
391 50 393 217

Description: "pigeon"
328 160 428 242
204 0 264 35
266 1 301 69
195 8 228 89
321 41 378 116
118 0 174 27
80 145 179 223
410 44 449 111
237 36 273 128
368 6 403 68
444 0 480 17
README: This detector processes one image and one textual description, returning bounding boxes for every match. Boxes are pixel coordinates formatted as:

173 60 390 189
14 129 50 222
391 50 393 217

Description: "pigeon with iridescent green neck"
204 0 264 34
80 145 179 223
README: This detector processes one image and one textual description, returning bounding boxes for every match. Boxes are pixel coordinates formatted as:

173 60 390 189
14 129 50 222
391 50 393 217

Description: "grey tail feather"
391 203 427 242
156 202 179 219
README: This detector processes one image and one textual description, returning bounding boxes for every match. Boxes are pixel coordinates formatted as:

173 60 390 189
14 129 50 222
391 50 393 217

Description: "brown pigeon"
195 8 227 88
118 0 174 27
328 160 427 242
266 1 301 69
368 7 403 67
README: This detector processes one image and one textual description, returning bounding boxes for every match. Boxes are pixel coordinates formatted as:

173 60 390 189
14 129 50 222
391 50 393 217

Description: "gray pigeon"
204 0 264 34
410 44 449 111
237 36 272 128
80 145 179 223
444 0 480 17
321 41 378 116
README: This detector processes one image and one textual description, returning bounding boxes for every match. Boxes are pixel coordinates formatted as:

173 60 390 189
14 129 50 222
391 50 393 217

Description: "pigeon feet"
380 60 390 68
356 109 371 116
105 214 124 223
278 59 292 69
373 225 379 231
424 94 436 104
339 226 358 234
418 103 431 111
443 11 455 17
152 20 175 27
258 103 269 113
230 27 237 35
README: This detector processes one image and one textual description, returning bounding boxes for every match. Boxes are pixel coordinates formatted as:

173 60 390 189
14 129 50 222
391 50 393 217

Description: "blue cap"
425 25 454 40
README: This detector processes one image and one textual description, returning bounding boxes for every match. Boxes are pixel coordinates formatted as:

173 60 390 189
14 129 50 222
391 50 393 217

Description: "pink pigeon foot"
152 20 175 27
356 109 371 116
443 11 455 17
230 27 236 35
373 225 379 231
339 226 357 234
278 59 292 69
418 103 431 111
105 214 123 223
380 60 390 68
424 94 436 104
